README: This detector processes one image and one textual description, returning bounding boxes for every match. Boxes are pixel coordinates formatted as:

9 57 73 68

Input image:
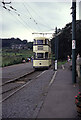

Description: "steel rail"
0 70 46 103
0 70 35 87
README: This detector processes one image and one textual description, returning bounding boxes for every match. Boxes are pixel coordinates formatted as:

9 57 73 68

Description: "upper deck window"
37 40 43 44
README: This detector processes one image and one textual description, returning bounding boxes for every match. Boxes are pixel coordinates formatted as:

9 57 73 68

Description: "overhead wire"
26 2 53 31
2 0 52 32
1 0 54 37
19 16 34 33
22 2 42 31
22 2 37 24
22 2 54 35
7 1 35 32
1 1 35 33
0 1 37 41
10 11 34 33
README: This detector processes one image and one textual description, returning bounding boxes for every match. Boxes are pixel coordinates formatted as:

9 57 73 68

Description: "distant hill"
51 20 81 60
2 38 33 50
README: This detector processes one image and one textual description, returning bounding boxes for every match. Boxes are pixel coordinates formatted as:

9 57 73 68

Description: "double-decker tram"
33 37 51 69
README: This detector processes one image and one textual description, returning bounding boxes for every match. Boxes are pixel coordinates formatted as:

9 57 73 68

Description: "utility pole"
71 0 76 83
54 27 58 71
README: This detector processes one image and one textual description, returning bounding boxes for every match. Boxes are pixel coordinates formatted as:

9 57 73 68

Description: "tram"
33 37 51 69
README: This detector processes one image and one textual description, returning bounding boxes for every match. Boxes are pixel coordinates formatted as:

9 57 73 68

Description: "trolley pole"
72 0 76 83
55 27 58 71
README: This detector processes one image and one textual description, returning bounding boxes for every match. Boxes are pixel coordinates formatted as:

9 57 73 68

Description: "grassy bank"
58 60 67 66
2 48 33 67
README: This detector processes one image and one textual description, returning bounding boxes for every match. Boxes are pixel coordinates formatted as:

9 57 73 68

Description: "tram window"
34 39 36 44
37 40 43 44
45 39 48 44
45 52 48 59
37 53 43 58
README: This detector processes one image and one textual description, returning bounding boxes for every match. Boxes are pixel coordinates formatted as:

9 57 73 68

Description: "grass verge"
2 48 33 67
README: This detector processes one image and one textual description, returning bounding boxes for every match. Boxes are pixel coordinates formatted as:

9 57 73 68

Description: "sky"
0 0 80 42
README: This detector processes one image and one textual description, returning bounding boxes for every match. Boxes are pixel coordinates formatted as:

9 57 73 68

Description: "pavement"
37 62 80 118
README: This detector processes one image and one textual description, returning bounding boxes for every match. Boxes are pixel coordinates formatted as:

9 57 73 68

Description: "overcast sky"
0 0 80 42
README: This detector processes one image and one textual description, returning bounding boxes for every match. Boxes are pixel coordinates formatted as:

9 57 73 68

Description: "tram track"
0 70 46 103
1 70 35 87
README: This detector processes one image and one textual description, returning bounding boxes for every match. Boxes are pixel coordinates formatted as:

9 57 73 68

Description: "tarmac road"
2 69 54 118
2 62 34 83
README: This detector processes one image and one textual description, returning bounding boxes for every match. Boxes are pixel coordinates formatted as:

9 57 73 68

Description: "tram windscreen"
37 53 43 58
37 40 43 44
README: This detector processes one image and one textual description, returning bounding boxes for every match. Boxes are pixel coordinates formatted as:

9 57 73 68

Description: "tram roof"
34 37 50 40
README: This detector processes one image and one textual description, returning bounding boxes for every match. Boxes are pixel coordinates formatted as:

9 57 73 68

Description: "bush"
75 92 81 106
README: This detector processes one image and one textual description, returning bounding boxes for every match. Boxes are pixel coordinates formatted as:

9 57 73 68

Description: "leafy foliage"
75 92 81 106
51 20 81 60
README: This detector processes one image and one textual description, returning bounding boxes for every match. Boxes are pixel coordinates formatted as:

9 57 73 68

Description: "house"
11 44 28 50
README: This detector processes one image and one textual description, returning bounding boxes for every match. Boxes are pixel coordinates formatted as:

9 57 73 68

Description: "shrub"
75 92 81 107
